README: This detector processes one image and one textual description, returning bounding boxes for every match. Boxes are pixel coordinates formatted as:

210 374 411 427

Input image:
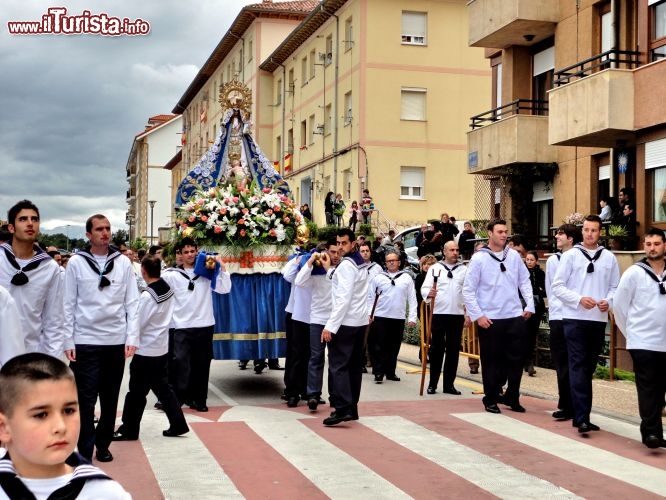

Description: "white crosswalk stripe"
363 415 581 499
457 413 666 497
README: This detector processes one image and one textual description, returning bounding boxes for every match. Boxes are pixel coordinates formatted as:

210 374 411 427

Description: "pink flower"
242 208 249 214
238 219 245 225
213 225 223 234
219 208 227 215
262 187 272 193
265 209 273 216
269 229 277 237
233 197 239 203
201 215 208 222
283 217 290 224
273 206 281 212
188 216 195 222
240 229 246 237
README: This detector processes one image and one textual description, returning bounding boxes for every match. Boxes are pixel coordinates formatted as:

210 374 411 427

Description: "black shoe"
154 401 163 411
385 375 401 381
361 366 368 373
318 397 326 405
552 410 573 420
323 412 354 426
254 361 266 374
163 427 189 437
485 404 501 414
578 422 592 434
287 396 299 408
268 361 284 370
660 439 666 448
426 387 436 395
645 434 662 449
238 360 248 370
443 387 461 395
189 402 209 412
374 374 383 383
112 431 138 441
509 403 526 413
95 449 113 462
307 398 318 411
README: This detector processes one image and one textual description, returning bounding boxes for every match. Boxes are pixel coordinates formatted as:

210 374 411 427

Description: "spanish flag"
273 161 280 172
284 153 292 173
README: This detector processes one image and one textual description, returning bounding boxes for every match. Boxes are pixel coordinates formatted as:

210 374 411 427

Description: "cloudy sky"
0 0 256 235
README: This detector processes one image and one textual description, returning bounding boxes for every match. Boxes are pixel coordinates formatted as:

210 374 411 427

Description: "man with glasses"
367 250 417 384
63 214 140 463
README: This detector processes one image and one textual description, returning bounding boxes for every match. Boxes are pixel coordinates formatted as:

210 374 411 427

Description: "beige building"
126 114 181 245
467 0 666 248
260 0 490 229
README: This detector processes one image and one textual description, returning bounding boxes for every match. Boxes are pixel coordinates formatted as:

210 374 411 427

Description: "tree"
112 229 129 246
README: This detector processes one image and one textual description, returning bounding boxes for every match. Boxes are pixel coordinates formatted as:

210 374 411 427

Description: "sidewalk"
398 341 642 425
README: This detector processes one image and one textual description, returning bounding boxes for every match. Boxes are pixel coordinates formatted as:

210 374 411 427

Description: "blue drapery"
212 273 290 359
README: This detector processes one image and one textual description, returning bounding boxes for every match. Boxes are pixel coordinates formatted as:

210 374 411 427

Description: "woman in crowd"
348 200 361 232
324 191 335 225
524 250 546 376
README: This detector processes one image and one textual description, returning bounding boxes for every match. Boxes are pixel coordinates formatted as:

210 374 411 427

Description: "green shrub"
593 365 635 382
358 223 373 236
403 319 421 345
316 225 340 243
305 220 319 240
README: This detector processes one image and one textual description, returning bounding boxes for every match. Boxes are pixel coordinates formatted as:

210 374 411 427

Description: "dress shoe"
426 387 436 395
443 387 461 395
238 360 248 370
268 361 284 370
509 403 526 413
374 374 383 383
318 397 326 405
287 396 299 408
95 449 113 462
578 422 592 434
307 398 318 411
552 410 573 420
112 431 138 441
485 404 501 414
644 434 662 449
385 375 401 381
189 402 208 412
163 427 189 437
361 366 368 373
323 411 354 426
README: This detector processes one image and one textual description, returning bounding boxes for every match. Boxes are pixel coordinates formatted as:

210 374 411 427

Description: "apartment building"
260 0 490 229
467 0 666 246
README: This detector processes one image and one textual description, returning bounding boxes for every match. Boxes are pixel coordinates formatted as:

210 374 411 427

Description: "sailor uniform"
116 279 188 439
0 243 63 358
614 259 666 442
162 264 231 407
0 285 24 367
421 261 466 391
551 244 620 426
367 270 417 379
63 246 140 461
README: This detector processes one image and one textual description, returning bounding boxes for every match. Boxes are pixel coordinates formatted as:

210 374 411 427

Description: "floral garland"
175 181 303 249
563 212 585 225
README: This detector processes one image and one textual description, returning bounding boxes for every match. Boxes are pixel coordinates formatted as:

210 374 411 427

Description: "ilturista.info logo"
7 7 150 36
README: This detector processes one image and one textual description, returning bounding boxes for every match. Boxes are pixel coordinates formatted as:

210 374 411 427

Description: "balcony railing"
469 99 548 129
554 49 641 86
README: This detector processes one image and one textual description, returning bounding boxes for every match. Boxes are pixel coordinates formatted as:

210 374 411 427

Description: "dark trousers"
283 312 293 390
171 326 214 405
563 319 606 425
307 323 326 398
118 354 188 438
368 316 404 378
524 307 544 366
327 324 365 416
549 320 573 414
429 314 464 390
284 319 311 398
629 349 666 441
70 344 126 460
477 317 527 407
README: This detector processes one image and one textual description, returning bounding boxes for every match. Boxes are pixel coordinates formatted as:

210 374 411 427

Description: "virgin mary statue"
175 78 290 206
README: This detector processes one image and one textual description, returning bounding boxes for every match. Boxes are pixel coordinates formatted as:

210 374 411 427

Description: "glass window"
344 91 352 126
344 17 353 51
325 103 332 134
308 115 315 144
325 35 333 66
400 167 425 199
301 57 307 86
651 0 666 61
401 88 426 121
309 49 316 79
300 120 307 148
276 79 282 105
653 167 666 222
402 11 427 45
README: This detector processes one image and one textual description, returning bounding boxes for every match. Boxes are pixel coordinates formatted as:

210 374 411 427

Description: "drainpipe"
320 2 340 195
272 59 288 177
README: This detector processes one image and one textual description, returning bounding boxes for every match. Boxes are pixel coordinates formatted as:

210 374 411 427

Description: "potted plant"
607 225 628 250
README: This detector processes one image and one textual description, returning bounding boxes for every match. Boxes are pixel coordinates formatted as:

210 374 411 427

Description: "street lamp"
66 224 70 252
148 200 156 245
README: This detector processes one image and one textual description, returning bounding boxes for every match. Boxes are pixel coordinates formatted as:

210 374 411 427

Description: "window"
325 103 332 134
287 128 294 153
651 0 666 61
344 17 353 51
344 91 352 126
301 57 308 86
276 79 282 105
300 120 307 148
400 167 425 199
343 170 351 199
402 11 426 45
308 115 315 144
232 58 236 77
248 38 253 62
309 49 316 79
276 136 281 162
288 68 294 94
532 45 554 116
401 88 426 121
325 35 333 66
647 137 666 221
226 64 231 81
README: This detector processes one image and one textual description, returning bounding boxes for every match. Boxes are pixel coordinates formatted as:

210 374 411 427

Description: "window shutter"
646 138 666 170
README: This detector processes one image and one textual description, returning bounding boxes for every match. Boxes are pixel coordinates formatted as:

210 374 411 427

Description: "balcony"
467 100 557 175
549 50 641 147
467 0 558 48
634 59 666 131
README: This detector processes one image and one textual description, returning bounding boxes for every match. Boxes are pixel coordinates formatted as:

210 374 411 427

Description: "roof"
163 150 182 171
172 0 317 114
135 114 180 139
259 0 349 73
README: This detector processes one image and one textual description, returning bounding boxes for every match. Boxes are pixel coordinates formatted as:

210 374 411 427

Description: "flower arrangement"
563 212 585 225
175 181 303 249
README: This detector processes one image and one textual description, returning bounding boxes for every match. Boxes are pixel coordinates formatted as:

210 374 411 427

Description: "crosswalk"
104 396 666 499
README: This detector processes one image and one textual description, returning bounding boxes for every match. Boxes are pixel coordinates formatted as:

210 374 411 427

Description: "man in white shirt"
422 241 469 395
0 284 24 367
321 228 369 426
162 237 231 413
552 215 620 435
462 219 534 414
63 214 140 463
545 224 581 421
0 200 63 358
613 228 666 448
367 250 417 383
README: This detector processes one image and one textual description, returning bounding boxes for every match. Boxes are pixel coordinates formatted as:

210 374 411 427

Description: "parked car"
393 221 469 263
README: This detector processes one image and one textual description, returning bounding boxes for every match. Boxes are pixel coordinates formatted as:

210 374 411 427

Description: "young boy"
0 353 131 499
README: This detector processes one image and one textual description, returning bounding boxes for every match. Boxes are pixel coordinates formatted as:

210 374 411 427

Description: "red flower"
240 229 246 237
238 219 245 225
201 215 208 222
213 225 223 233
188 216 195 222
